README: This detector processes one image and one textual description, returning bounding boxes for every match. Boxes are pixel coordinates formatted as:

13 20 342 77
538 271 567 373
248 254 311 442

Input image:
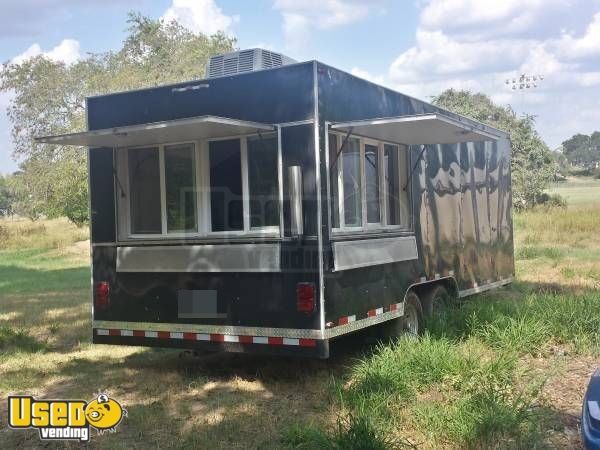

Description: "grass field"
548 176 600 206
1 181 599 449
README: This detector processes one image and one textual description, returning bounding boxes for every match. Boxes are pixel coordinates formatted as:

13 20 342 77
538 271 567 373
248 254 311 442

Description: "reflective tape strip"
94 329 317 348
367 307 384 317
338 315 356 325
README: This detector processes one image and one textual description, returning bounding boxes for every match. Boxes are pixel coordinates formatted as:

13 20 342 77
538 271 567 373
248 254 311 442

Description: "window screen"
165 143 197 233
342 138 362 227
365 143 380 224
247 135 279 228
128 147 161 234
209 139 243 232
384 144 401 226
328 133 340 228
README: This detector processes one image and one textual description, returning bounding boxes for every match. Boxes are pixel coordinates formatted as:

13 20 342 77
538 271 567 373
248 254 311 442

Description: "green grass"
2 180 600 448
548 176 600 205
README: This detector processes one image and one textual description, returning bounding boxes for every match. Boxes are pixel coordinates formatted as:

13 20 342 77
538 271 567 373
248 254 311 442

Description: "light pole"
505 74 544 115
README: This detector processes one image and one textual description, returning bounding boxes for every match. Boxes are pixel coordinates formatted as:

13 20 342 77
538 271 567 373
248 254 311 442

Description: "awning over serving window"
34 115 275 147
330 113 504 145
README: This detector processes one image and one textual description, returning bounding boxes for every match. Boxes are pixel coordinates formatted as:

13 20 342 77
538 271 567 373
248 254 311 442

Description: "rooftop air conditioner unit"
206 48 297 78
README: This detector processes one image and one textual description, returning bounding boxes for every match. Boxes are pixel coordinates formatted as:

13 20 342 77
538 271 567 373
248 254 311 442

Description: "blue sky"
2 0 600 174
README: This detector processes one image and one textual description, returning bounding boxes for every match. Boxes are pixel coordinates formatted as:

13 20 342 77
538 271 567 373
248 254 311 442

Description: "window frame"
116 132 282 240
327 130 411 234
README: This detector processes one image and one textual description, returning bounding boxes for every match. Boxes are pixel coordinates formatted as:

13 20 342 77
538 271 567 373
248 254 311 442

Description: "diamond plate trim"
92 320 323 339
324 303 405 339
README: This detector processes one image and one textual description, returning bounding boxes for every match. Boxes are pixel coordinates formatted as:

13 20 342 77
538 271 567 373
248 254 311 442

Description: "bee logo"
84 394 126 433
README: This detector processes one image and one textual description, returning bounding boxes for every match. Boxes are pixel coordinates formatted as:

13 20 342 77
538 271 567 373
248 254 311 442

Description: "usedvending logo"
8 393 126 442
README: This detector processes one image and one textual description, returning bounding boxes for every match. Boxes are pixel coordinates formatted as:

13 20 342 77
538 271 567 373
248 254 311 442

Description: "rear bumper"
93 330 329 358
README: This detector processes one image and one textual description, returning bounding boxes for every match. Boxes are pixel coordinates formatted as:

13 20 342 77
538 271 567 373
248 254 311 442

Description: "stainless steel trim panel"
93 320 323 339
458 277 514 297
116 243 281 273
332 236 418 271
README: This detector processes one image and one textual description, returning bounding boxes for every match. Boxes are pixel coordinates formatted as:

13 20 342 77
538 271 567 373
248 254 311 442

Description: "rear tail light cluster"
94 281 110 310
296 282 316 313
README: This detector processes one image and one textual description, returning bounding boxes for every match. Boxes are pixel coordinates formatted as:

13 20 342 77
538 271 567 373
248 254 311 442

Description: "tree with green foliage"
0 13 235 225
0 174 15 216
433 89 557 209
561 132 600 168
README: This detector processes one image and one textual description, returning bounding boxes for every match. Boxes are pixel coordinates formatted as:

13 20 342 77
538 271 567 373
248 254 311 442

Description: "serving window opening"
328 131 410 233
116 132 280 240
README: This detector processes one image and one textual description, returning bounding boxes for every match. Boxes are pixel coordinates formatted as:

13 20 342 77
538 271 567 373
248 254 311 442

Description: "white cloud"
11 39 81 65
421 0 562 34
555 12 600 58
273 0 382 50
349 1 600 148
161 0 238 35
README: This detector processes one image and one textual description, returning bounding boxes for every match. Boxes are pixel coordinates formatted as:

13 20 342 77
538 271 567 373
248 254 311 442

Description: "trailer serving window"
33 116 281 240
328 132 410 232
118 133 280 239
329 113 503 234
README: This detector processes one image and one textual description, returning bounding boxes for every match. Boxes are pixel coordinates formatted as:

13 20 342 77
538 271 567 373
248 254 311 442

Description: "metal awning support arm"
404 145 427 191
330 127 353 170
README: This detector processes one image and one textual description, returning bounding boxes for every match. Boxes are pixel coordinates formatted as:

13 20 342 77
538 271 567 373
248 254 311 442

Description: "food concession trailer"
36 49 514 358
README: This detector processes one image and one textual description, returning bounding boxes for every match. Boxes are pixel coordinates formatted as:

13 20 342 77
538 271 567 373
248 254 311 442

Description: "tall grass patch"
431 292 600 355
514 204 600 248
0 218 88 250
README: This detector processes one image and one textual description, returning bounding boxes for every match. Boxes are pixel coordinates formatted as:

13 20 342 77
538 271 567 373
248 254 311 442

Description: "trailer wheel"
403 291 424 336
421 285 451 318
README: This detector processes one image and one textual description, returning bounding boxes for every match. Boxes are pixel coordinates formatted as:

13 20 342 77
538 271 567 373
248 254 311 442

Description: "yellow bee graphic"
84 394 126 432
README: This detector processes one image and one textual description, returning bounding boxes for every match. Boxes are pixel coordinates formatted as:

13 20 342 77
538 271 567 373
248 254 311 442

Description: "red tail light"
94 281 110 310
296 282 316 313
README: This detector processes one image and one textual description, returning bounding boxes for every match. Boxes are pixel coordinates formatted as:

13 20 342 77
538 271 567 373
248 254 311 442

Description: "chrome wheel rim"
404 304 419 335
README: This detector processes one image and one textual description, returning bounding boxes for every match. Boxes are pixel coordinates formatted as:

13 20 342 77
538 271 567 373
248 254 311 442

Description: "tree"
562 132 600 168
0 174 16 216
0 13 236 225
433 89 557 209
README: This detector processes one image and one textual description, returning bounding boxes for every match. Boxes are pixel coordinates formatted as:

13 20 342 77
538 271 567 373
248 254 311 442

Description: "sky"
1 0 600 173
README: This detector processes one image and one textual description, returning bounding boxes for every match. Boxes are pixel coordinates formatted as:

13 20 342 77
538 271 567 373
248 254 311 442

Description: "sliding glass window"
364 143 380 224
384 144 401 226
165 143 197 233
209 139 244 232
342 138 362 227
128 147 161 234
247 135 279 228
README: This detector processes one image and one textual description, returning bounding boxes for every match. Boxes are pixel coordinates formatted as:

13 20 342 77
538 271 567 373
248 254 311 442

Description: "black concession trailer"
36 49 515 358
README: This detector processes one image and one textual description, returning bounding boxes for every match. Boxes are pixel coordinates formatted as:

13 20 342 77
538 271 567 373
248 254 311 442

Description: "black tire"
421 284 453 325
402 291 424 336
